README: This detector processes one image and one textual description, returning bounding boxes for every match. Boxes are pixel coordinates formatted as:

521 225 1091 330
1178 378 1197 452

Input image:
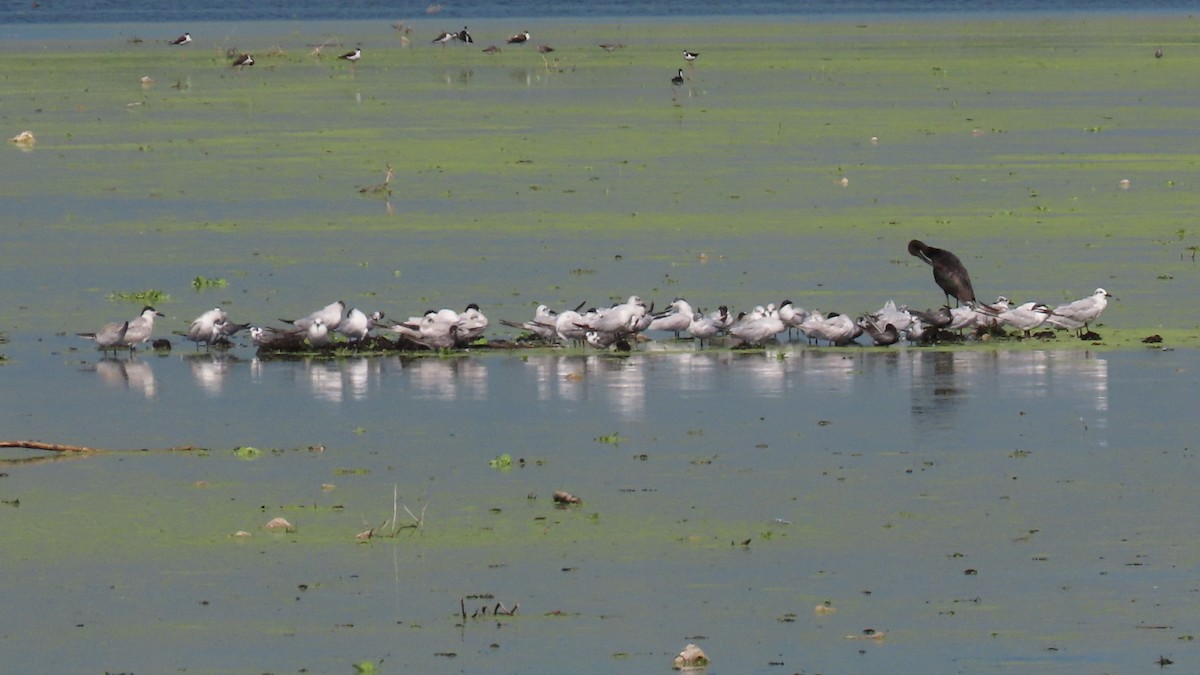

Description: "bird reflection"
909 351 968 433
93 357 157 398
185 352 237 396
408 357 487 401
595 356 645 422
303 357 383 403
729 350 791 397
306 359 344 403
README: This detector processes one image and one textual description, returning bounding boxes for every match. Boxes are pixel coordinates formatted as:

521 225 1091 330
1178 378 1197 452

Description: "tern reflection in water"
92 357 157 398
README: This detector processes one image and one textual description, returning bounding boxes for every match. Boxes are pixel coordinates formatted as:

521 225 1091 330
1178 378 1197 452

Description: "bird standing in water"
908 239 976 307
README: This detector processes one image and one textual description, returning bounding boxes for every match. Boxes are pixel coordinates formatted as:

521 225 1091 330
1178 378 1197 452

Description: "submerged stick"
0 440 206 454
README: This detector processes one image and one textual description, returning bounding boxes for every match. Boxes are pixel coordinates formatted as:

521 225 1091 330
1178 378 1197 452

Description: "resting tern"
500 304 560 342
870 300 913 333
184 308 247 348
648 298 694 337
778 300 809 338
306 319 332 347
78 319 129 354
729 308 785 347
687 306 729 347
998 301 1053 338
1045 288 1112 335
117 306 165 351
858 317 901 346
455 303 489 345
805 312 862 346
582 295 647 337
250 325 305 349
283 300 345 332
338 308 384 344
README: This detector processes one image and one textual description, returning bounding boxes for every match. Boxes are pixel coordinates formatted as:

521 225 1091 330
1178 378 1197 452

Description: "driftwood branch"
0 440 206 454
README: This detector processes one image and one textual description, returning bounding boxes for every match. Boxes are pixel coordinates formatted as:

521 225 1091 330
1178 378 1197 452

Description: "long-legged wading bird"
908 239 976 307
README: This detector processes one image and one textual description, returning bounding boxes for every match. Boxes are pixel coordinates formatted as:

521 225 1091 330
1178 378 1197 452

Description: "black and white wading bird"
683 50 699 62
339 47 361 62
908 239 976 307
507 31 531 45
231 53 254 68
170 32 192 45
457 26 473 44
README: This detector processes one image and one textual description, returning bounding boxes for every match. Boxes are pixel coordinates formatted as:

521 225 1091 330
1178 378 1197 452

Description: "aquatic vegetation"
232 445 260 460
191 275 228 290
106 289 170 304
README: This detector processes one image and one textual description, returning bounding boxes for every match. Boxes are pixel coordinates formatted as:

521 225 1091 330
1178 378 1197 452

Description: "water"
4 0 1198 24
3 342 1198 673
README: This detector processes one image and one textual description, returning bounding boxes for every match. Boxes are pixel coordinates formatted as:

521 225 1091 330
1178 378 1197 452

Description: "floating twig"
0 440 205 454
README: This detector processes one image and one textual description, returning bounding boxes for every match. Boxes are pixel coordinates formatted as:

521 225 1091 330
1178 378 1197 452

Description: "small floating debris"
846 628 886 640
672 643 709 671
814 601 837 615
8 130 35 145
232 530 252 538
552 490 581 505
140 75 154 85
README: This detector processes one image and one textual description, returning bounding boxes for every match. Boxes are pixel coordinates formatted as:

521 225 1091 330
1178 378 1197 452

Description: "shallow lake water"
2 13 1200 674
3 340 1200 673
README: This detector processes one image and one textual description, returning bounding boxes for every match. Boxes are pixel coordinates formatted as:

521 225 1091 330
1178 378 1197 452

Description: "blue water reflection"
61 346 1121 454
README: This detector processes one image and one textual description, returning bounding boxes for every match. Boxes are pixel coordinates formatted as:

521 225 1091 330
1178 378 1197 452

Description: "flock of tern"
75 287 1112 355
76 241 1111 354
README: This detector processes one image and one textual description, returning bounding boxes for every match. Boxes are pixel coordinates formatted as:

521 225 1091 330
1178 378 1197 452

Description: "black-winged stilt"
507 31 530 45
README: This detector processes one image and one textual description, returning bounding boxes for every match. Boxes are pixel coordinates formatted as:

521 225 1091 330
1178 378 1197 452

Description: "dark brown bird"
908 239 976 307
